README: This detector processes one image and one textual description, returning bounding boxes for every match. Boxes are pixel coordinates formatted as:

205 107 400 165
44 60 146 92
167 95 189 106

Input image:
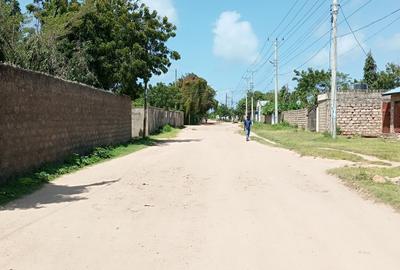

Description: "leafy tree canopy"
2 0 180 99
0 0 23 62
177 73 217 124
148 82 181 110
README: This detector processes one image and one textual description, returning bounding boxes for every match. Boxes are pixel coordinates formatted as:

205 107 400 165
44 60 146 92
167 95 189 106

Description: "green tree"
375 63 400 89
0 0 23 62
363 51 378 88
215 104 233 119
7 0 180 99
178 73 217 124
148 83 182 110
292 68 330 107
291 69 352 108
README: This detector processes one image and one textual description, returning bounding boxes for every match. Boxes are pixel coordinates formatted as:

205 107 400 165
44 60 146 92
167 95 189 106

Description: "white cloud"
141 0 178 24
213 11 259 63
377 33 400 51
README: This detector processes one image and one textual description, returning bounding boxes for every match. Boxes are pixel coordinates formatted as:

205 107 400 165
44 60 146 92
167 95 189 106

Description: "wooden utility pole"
143 80 148 139
331 0 339 138
274 38 279 124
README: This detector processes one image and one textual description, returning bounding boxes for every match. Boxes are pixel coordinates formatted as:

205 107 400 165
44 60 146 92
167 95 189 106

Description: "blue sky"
19 0 400 104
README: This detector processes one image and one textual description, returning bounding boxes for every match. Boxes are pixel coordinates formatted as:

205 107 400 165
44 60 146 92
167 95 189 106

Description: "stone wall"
317 91 383 136
282 108 308 129
0 64 131 182
132 107 184 138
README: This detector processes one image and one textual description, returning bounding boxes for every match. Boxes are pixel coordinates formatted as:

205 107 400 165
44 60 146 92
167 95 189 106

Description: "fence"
279 108 317 131
0 64 131 182
131 107 184 138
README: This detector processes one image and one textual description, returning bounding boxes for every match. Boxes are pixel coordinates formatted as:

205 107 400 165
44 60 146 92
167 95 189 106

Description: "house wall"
317 91 383 136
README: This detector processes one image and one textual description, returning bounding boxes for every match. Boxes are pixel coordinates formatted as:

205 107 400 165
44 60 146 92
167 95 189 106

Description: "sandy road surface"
1 123 400 270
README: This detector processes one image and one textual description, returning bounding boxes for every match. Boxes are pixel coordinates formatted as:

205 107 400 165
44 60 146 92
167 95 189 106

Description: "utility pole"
244 75 251 118
174 68 178 87
250 71 254 121
225 92 228 107
245 94 248 118
274 38 279 124
142 80 149 139
331 0 339 138
231 90 234 109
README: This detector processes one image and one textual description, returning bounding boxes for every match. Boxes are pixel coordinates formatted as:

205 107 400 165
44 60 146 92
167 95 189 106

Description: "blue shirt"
244 119 252 130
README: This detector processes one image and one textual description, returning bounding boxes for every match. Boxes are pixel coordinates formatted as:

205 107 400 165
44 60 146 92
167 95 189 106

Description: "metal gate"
307 107 317 132
382 102 391 133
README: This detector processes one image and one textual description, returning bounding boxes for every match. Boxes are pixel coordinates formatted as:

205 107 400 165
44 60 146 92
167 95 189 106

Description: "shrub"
162 124 173 133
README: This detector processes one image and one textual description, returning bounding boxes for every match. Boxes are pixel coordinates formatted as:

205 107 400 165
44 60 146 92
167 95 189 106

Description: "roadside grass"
329 166 400 210
252 123 400 162
150 124 183 139
0 126 182 206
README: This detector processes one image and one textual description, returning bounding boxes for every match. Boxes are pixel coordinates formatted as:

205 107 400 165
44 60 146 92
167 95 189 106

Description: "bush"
161 124 173 133
93 147 112 159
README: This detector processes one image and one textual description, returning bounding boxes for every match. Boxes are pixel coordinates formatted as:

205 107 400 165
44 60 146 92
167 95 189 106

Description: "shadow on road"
1 179 119 211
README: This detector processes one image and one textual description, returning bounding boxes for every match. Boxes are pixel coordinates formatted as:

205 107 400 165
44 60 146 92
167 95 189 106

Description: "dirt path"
1 123 400 270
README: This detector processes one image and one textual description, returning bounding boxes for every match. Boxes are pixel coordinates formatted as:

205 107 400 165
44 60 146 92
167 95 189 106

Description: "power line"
339 7 400 38
279 39 331 76
270 0 302 38
338 13 400 58
280 13 330 61
276 0 312 38
233 0 303 96
281 0 328 46
279 0 373 68
340 5 368 56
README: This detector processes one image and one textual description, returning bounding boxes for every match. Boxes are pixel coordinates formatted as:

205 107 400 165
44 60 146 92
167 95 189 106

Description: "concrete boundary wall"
131 107 184 138
317 91 383 136
0 64 131 182
282 108 308 129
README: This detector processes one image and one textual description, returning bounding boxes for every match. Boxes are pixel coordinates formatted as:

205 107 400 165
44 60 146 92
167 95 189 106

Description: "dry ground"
1 122 400 269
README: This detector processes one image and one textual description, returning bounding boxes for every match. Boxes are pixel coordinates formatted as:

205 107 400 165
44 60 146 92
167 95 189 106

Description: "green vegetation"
151 125 182 139
1 0 180 99
212 104 234 120
148 83 182 111
363 52 379 88
329 166 400 210
235 52 399 121
362 52 400 89
253 123 400 210
0 125 181 206
146 75 217 125
252 123 400 162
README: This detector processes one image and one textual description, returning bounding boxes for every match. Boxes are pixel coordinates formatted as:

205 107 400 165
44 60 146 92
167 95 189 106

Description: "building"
382 87 400 135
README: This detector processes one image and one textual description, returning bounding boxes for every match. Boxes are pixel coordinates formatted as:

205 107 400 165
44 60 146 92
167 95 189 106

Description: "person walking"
244 115 252 141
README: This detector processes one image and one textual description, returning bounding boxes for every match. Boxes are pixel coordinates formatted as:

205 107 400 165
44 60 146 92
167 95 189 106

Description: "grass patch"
250 136 276 147
150 124 183 139
0 126 182 206
252 123 400 162
328 166 400 210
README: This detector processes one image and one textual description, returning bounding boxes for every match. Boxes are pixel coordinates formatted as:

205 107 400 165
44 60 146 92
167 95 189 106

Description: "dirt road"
1 123 400 269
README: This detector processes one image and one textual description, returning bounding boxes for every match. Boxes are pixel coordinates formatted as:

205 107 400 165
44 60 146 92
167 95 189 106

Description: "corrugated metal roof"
382 87 400 96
